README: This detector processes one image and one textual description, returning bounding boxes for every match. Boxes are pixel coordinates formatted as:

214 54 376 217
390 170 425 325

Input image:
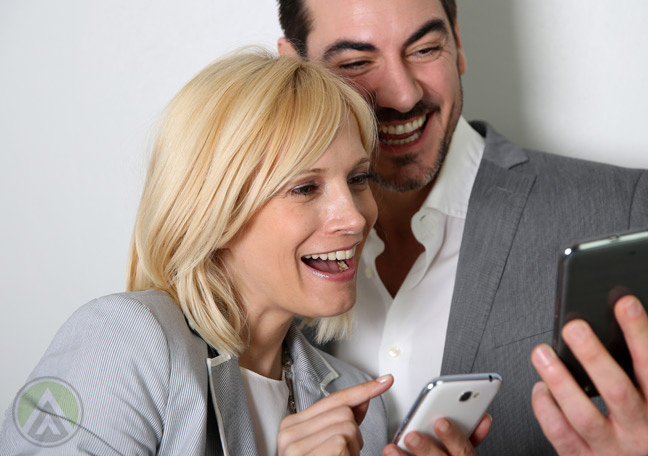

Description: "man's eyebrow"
403 19 449 48
323 41 377 61
321 19 449 61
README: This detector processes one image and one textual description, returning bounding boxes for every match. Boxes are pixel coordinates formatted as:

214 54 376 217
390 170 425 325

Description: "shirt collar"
363 117 485 265
420 116 485 218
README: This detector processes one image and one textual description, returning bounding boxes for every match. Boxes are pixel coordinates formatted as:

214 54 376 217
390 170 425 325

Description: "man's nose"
374 60 423 113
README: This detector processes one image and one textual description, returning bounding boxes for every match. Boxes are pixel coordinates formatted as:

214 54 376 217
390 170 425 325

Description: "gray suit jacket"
0 290 388 455
442 121 648 454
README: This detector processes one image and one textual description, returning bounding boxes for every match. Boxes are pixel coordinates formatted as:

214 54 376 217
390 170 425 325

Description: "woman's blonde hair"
127 49 376 356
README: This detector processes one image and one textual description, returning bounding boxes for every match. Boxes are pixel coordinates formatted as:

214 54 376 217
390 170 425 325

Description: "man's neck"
371 181 432 231
371 181 434 297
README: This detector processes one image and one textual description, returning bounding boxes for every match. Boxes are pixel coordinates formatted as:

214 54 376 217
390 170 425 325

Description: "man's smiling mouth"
302 246 356 273
378 114 428 145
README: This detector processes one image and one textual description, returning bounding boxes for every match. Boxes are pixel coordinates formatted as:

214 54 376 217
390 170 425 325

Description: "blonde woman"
1 51 390 455
1 52 488 456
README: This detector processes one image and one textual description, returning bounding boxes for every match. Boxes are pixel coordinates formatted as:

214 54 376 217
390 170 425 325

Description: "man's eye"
412 45 442 59
291 183 319 196
348 173 370 186
338 60 370 72
416 46 441 55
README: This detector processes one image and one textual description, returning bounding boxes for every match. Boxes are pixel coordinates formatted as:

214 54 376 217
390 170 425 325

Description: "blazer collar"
441 121 536 374
206 324 339 455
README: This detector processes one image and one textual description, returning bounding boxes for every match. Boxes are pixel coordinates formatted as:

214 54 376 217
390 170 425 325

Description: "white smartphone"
392 373 502 453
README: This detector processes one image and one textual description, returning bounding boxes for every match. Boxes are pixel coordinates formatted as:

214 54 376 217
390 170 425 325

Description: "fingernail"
383 446 398 456
436 418 450 434
376 374 392 383
625 296 642 317
565 321 587 344
532 382 548 396
405 431 423 448
533 344 554 367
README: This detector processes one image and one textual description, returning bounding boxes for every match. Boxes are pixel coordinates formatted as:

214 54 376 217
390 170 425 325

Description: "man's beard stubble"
371 96 462 193
371 136 450 192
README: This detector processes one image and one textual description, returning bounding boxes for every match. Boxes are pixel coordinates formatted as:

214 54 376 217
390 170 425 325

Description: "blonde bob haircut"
127 49 376 357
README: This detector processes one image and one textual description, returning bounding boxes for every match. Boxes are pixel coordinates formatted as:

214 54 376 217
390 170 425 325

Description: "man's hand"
531 295 648 455
277 374 393 456
382 414 492 456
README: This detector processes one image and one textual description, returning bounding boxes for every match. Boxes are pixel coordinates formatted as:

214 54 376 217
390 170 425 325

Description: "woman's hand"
277 374 393 456
382 414 492 456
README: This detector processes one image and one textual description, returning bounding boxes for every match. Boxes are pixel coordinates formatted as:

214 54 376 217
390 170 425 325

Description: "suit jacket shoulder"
443 121 648 454
0 290 211 455
1 291 389 455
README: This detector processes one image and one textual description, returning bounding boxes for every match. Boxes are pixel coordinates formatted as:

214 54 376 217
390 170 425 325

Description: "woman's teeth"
303 246 356 261
302 246 356 273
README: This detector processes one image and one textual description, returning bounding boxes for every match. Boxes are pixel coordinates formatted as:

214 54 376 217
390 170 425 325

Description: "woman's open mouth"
302 246 357 275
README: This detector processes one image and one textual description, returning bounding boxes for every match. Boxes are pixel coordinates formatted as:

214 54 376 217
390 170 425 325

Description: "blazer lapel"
285 326 339 411
206 353 258 456
441 122 536 374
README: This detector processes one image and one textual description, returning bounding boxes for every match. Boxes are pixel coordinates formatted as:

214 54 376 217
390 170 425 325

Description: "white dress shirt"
331 117 485 435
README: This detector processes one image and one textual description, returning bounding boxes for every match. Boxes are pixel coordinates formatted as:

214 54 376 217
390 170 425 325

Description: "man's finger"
469 414 491 447
615 295 648 396
531 381 589 455
434 418 476 456
562 318 644 432
530 343 610 446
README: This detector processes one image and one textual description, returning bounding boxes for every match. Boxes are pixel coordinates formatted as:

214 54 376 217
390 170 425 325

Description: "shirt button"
365 267 375 278
388 346 401 359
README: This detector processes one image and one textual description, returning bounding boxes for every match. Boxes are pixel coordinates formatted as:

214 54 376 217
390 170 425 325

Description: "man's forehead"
305 0 449 57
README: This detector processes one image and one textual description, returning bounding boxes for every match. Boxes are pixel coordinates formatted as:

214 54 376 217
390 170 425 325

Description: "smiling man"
277 0 648 454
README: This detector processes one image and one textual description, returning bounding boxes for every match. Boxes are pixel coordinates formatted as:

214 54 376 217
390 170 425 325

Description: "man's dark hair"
277 0 458 59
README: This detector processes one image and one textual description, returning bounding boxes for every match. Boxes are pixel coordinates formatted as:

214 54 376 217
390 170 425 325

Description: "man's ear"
277 37 300 57
453 20 467 75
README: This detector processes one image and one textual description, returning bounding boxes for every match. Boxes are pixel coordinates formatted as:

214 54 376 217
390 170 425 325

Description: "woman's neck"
238 315 292 380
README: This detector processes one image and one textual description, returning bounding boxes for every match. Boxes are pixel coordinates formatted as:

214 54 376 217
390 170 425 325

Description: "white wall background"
1 0 647 414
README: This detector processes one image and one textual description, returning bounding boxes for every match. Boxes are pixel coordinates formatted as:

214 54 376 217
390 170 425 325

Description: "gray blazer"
442 121 648 454
0 290 388 455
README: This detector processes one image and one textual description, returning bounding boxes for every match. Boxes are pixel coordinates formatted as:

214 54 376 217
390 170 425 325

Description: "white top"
239 366 290 456
331 117 485 435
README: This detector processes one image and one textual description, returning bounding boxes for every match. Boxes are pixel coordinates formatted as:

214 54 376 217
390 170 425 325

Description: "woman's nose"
325 188 368 235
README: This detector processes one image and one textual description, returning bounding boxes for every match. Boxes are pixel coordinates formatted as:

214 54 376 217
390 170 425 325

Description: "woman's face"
224 118 377 325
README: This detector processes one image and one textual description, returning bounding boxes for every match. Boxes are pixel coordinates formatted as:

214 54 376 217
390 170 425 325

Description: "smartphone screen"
392 373 502 452
553 229 648 396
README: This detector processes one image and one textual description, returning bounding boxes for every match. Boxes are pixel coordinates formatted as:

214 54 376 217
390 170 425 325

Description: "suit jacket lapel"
206 353 258 456
204 326 337 455
441 122 536 374
285 325 339 411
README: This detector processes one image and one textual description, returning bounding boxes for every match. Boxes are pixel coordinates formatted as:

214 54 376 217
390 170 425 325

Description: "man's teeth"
378 115 426 146
380 131 422 146
378 115 425 135
303 246 356 261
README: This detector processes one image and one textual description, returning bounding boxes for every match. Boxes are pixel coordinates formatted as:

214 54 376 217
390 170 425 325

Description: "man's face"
297 0 466 192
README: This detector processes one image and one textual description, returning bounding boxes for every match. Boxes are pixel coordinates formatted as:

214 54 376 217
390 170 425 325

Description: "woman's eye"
348 172 370 186
291 183 319 196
